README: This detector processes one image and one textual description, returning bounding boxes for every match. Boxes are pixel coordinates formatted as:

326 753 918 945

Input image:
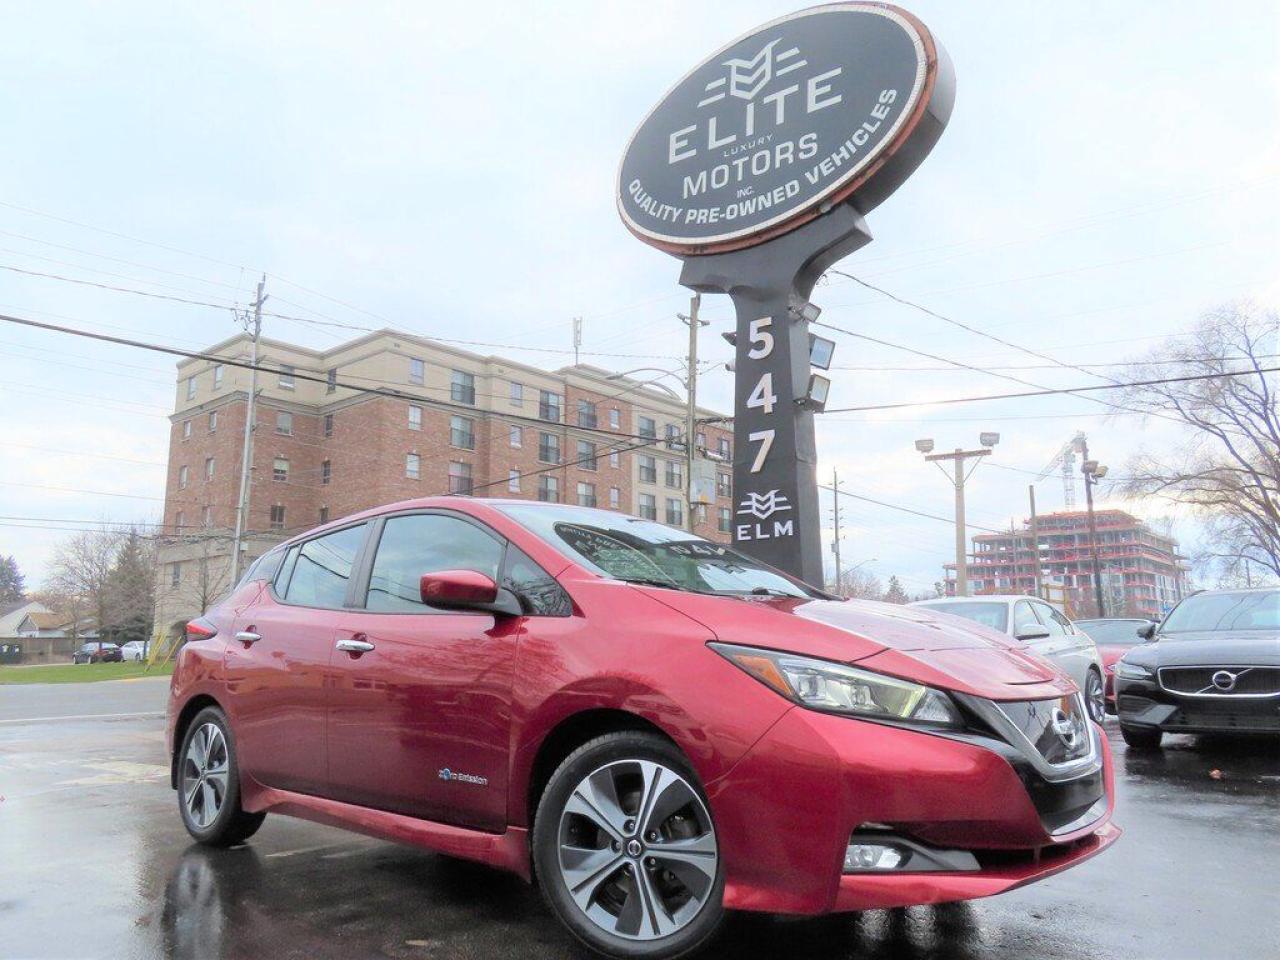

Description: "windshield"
495 503 819 599
1076 620 1148 645
918 601 1008 632
1160 591 1279 634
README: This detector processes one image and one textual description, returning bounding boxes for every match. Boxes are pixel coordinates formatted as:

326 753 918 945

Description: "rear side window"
279 524 367 608
239 548 285 588
365 514 504 613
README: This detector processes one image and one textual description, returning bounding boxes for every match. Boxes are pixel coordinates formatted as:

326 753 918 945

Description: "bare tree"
176 536 234 616
836 567 883 600
47 527 124 641
1117 302 1279 582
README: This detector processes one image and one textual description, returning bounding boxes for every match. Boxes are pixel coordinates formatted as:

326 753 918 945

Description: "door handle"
235 631 261 646
335 638 375 654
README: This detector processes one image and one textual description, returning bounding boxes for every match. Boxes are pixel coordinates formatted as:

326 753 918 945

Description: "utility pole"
916 433 999 597
572 316 582 366
679 294 707 532
230 275 266 583
830 467 843 595
1080 438 1108 618
1028 484 1043 599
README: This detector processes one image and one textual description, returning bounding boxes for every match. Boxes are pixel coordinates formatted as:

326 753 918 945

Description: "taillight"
186 618 218 642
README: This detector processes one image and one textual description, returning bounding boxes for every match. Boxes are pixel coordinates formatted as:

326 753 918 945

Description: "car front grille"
993 694 1093 766
1159 666 1280 697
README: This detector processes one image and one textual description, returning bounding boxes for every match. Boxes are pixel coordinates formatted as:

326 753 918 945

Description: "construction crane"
1037 432 1086 509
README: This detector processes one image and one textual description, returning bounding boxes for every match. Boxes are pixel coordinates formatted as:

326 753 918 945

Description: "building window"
609 487 620 509
326 368 337 394
539 390 562 422
577 440 597 471
448 461 473 495
718 506 731 533
174 510 184 531
666 498 684 527
450 415 475 450
538 432 560 464
665 460 682 489
638 493 657 520
270 505 286 530
321 459 331 485
451 370 476 405
405 453 421 480
409 358 425 385
717 437 731 459
186 376 196 400
577 399 598 429
609 450 620 468
508 469 521 492
538 475 560 503
717 472 731 498
213 364 224 389
577 482 597 508
510 381 524 406
278 365 295 390
171 562 181 587
638 416 656 439
666 423 684 452
273 457 289 482
638 455 657 483
182 420 192 440
276 411 293 435
201 505 212 527
204 457 215 481
178 465 189 489
696 431 707 451
408 405 422 431
609 408 620 430
323 413 334 438
510 425 522 448
319 506 329 523
208 411 218 432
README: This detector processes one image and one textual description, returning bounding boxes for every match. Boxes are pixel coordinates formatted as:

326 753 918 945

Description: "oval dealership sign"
618 3 954 256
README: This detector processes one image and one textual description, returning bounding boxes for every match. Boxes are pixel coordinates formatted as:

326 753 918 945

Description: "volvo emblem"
1211 670 1238 692
1050 707 1080 748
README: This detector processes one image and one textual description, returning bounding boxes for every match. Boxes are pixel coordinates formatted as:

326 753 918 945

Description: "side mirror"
1137 622 1157 641
420 569 499 609
1015 625 1052 642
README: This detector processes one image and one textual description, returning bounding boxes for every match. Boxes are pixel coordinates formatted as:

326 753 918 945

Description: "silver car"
911 595 1106 722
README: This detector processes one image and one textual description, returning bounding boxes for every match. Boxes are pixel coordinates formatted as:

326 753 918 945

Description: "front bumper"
1115 676 1280 735
703 706 1116 915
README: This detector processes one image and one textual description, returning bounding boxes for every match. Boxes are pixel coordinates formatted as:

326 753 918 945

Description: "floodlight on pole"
915 438 935 454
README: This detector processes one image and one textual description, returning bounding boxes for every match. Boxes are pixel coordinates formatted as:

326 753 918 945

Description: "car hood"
640 591 1073 701
1135 632 1280 667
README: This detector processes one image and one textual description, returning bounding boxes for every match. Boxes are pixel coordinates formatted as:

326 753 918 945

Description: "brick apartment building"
153 329 734 639
946 509 1189 619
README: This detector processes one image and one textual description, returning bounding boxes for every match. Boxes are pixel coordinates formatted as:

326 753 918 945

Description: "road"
1 678 1277 959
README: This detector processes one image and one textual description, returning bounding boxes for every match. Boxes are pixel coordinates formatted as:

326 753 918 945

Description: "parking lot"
1 677 1277 960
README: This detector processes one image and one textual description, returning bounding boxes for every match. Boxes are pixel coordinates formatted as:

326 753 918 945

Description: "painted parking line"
0 710 166 725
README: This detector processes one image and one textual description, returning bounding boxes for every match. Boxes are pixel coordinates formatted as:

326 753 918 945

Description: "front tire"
177 707 265 846
1120 724 1163 751
1084 669 1106 724
533 731 725 959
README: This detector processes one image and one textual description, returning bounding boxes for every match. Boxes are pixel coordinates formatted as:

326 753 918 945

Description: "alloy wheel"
556 759 718 942
1085 672 1106 724
182 722 229 829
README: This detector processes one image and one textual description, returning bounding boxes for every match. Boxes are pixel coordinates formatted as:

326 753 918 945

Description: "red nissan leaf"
167 498 1118 958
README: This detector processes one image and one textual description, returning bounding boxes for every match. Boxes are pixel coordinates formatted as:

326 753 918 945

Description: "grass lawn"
0 661 174 685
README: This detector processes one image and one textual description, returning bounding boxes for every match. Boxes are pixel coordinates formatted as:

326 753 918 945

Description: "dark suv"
1114 588 1279 749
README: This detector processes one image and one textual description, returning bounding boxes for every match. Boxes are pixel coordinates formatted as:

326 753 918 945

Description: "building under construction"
947 509 1189 619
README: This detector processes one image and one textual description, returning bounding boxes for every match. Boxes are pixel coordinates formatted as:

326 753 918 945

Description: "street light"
915 438 935 454
1081 453 1109 616
914 433 998 597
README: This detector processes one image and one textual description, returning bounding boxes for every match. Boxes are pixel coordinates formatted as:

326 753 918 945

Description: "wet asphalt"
1 677 1277 960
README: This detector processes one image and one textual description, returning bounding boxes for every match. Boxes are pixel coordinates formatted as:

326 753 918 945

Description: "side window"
280 524 367 608
365 514 504 613
1012 601 1039 636
275 545 300 593
1033 602 1067 636
503 545 572 617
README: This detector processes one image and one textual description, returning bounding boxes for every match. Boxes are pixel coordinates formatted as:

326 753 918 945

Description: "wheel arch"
170 693 223 788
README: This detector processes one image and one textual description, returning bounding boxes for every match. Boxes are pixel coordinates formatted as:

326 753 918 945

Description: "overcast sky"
1 1 1277 595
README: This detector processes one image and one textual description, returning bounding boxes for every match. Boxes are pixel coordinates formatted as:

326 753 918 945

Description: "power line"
820 484 1005 535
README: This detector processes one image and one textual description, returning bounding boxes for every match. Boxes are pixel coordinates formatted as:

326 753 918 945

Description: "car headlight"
710 643 964 728
1115 661 1153 680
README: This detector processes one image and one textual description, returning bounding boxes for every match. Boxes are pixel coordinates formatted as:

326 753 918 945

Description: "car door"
224 522 369 799
325 510 523 831
1011 600 1050 657
1028 600 1086 689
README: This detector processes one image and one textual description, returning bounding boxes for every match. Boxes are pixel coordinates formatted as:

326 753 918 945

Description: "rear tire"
177 707 265 846
533 731 725 960
1120 724 1163 751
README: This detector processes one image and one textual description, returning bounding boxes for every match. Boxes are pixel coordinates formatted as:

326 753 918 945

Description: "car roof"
913 595 1029 604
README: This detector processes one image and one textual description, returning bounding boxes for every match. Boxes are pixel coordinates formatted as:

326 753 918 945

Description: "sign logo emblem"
1050 707 1081 749
1211 670 1238 692
737 490 792 520
699 39 810 105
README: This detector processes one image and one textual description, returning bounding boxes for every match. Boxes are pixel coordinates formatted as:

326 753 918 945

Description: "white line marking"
0 710 165 725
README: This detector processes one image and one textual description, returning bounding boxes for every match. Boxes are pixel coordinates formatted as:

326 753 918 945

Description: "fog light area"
844 843 905 872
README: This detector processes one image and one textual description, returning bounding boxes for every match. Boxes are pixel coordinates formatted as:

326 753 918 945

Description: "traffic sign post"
618 3 954 584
